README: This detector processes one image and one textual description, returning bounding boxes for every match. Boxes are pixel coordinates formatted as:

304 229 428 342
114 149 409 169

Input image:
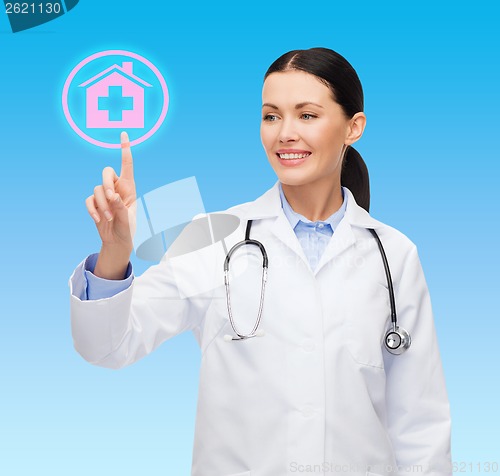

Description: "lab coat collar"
242 181 384 230
240 181 385 274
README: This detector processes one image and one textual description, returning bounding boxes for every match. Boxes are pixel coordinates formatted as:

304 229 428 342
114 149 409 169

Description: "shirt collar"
237 181 383 230
278 182 348 232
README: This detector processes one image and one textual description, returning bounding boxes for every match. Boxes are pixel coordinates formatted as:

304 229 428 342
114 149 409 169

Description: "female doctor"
70 48 452 476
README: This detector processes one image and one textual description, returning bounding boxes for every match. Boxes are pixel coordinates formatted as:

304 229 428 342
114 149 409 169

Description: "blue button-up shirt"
279 183 348 271
84 185 348 299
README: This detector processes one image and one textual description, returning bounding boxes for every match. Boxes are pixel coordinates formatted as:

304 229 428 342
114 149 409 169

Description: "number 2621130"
5 3 62 15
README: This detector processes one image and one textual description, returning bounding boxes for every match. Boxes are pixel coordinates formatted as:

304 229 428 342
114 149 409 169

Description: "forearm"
94 244 132 280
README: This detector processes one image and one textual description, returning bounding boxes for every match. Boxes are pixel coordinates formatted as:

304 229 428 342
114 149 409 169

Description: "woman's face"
260 70 356 189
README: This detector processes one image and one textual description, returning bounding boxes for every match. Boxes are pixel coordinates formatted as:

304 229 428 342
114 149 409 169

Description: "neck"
281 177 343 222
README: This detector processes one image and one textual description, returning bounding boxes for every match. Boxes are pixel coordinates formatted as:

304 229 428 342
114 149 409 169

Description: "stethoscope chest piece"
384 325 411 355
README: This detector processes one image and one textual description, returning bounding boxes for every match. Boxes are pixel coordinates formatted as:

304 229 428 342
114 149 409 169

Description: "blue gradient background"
1 1 499 474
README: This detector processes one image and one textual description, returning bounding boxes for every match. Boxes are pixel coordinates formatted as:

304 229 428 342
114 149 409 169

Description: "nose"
278 119 299 143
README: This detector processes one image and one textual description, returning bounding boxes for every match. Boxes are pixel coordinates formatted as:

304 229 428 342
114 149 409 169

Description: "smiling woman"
70 47 452 476
261 48 369 220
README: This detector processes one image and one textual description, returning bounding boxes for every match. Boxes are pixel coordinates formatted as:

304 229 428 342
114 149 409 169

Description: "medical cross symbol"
98 86 134 121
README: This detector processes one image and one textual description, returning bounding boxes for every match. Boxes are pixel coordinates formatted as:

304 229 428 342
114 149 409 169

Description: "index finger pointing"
120 131 134 180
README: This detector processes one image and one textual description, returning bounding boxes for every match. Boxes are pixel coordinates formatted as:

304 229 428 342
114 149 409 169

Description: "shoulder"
369 220 417 253
343 187 418 261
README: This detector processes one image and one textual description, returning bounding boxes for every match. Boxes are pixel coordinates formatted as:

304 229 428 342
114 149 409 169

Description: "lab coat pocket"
225 472 251 476
343 281 389 369
366 472 384 476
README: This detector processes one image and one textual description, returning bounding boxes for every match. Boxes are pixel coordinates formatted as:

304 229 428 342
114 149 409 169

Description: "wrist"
100 242 133 259
94 244 132 280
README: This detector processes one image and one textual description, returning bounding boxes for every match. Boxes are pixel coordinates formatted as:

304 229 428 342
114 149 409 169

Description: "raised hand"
86 132 137 279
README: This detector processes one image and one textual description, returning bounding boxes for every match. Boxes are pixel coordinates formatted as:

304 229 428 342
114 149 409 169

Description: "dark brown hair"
264 47 370 212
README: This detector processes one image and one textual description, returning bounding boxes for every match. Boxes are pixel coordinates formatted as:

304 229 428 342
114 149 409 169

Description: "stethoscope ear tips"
224 335 233 342
384 326 411 355
255 329 265 337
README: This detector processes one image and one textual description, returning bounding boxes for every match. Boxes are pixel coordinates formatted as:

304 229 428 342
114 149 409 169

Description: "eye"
263 114 278 122
300 113 317 120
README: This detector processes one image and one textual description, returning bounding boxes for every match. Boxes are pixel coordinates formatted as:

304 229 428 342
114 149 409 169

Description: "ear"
345 112 366 146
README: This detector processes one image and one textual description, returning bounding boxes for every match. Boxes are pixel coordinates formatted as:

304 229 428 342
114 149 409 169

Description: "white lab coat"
70 183 452 476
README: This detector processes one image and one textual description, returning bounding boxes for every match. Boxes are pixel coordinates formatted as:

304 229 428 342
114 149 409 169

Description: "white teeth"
278 153 310 159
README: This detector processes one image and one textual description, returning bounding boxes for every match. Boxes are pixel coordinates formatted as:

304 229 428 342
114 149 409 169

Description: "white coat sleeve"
383 245 452 475
69 249 209 369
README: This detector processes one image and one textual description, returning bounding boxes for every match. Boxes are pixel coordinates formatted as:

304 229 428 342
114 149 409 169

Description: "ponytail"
341 146 370 212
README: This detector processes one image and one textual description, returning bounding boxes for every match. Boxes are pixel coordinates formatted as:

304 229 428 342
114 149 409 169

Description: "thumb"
110 192 136 241
109 192 130 223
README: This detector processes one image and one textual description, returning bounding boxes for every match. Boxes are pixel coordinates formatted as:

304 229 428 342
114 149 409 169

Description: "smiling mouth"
276 152 311 160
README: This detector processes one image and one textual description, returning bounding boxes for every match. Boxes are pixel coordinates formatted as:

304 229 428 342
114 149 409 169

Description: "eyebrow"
262 102 324 110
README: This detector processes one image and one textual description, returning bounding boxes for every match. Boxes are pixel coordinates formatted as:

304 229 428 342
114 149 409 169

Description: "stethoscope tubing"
224 220 268 340
368 228 397 328
224 220 411 353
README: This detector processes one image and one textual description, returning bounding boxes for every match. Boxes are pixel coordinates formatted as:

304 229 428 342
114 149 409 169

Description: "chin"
275 174 315 188
267 164 296 183
270 166 310 185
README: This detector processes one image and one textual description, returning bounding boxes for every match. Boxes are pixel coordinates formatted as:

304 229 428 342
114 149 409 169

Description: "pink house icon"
78 62 152 129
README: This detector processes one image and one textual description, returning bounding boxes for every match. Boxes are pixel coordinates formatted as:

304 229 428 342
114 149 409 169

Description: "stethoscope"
223 220 411 355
